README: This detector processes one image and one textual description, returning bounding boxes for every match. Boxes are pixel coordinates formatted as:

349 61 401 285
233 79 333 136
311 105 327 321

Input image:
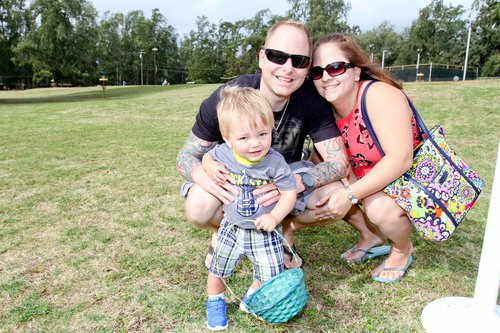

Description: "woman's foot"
340 245 391 263
340 234 386 262
371 242 413 282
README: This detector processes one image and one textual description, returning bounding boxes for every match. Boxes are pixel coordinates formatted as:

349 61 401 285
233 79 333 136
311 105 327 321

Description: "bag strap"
360 80 426 157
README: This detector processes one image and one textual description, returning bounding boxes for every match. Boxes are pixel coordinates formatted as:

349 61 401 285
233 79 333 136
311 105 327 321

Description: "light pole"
463 21 473 81
152 47 158 84
139 49 145 85
381 50 388 70
416 48 423 81
427 52 432 82
369 44 374 62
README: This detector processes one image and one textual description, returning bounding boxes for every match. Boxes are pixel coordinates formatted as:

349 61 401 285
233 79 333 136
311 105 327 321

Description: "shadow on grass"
0 85 198 105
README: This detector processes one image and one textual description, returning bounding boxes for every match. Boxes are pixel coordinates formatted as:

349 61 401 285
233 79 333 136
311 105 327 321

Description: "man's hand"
202 153 233 186
191 164 238 205
294 173 306 193
253 182 280 207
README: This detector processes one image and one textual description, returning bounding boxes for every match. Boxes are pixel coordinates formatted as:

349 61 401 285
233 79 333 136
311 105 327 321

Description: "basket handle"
274 227 302 268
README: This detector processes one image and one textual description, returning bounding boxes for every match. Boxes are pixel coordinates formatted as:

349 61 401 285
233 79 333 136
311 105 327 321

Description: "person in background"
202 86 296 330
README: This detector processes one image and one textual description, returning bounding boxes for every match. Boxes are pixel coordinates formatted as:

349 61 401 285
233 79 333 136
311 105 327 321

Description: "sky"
90 0 475 37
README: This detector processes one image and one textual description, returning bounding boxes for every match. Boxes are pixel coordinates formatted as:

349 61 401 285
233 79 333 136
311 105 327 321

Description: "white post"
152 47 158 85
416 49 422 81
381 50 387 70
139 49 144 86
472 143 500 311
463 23 472 81
421 141 500 332
429 62 432 82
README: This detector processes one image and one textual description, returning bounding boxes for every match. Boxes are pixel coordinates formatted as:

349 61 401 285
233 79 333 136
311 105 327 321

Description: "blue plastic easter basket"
240 232 307 323
245 265 307 323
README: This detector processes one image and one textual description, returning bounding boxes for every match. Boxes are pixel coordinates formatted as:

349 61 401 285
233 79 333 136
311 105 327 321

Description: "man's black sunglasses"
309 62 355 80
264 49 311 69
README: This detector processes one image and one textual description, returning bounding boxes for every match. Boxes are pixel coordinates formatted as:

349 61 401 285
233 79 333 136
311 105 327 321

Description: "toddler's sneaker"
206 297 228 331
239 290 250 313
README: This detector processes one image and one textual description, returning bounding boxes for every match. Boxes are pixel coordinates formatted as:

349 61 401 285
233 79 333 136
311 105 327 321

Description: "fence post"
421 141 500 332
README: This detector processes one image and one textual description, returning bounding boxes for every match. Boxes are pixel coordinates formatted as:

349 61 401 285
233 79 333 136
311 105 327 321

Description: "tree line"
0 0 498 88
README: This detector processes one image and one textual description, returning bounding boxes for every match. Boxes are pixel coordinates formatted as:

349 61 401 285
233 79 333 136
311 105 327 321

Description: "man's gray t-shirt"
209 144 296 229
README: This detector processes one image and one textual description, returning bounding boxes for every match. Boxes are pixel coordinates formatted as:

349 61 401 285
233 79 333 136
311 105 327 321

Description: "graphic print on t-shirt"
272 118 302 162
231 169 272 217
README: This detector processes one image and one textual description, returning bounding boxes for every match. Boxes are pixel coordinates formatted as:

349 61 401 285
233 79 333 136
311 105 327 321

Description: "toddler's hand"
255 214 279 232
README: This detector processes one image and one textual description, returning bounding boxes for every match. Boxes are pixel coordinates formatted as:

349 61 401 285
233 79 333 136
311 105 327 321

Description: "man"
176 21 349 268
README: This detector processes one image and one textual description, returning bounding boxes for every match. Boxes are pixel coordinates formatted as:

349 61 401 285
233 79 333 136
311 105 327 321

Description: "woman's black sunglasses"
264 49 311 69
309 62 355 80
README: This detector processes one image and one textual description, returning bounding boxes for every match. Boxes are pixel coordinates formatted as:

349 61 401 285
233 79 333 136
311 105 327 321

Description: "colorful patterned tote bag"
361 81 485 241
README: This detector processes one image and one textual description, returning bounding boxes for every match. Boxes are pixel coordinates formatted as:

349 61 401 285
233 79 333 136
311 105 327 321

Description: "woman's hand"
314 187 352 221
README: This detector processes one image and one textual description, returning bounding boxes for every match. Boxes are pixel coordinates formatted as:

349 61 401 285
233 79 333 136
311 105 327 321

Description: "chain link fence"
386 63 479 82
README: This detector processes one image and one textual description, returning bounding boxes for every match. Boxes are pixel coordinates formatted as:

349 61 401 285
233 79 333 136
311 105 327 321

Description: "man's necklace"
273 98 290 132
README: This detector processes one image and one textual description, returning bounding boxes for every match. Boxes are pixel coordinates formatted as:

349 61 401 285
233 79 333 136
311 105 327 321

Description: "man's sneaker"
239 290 250 313
206 297 228 331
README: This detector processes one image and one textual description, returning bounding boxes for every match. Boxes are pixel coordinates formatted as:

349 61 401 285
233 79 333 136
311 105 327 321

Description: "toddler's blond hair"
217 86 274 138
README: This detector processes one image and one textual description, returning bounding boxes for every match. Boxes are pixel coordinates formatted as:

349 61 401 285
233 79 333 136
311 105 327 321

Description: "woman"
309 33 420 282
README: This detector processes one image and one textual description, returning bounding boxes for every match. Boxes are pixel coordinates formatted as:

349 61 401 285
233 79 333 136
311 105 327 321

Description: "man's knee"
185 187 222 229
185 201 214 227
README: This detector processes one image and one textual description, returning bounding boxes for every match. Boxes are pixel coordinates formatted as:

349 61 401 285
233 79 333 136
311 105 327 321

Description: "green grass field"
0 80 499 332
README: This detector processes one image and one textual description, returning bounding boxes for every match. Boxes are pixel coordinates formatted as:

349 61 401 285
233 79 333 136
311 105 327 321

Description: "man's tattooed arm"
176 131 218 181
308 136 349 188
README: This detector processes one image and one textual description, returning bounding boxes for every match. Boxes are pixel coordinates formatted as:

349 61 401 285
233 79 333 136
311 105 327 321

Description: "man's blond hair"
265 20 312 56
